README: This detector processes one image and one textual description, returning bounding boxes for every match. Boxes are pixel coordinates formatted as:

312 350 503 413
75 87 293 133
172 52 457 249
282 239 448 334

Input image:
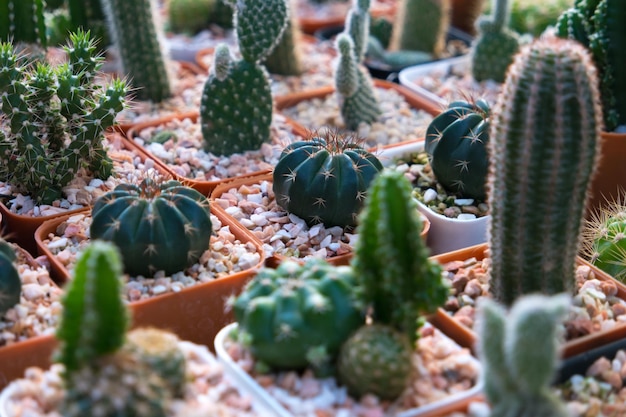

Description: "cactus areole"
90 178 212 277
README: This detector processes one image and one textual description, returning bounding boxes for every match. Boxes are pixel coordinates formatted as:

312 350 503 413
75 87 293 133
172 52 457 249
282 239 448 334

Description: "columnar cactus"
471 0 520 83
424 99 491 201
90 178 212 277
0 30 127 205
262 3 304 76
477 294 571 417
200 0 288 155
272 133 383 228
0 0 47 47
101 0 172 102
488 37 604 306
232 259 365 375
389 0 451 57
0 238 20 317
168 0 215 35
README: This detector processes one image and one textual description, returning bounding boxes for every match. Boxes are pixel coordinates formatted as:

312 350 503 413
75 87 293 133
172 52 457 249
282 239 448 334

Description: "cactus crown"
0 238 21 317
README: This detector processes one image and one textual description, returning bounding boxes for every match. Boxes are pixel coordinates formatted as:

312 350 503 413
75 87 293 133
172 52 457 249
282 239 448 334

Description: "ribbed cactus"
67 0 109 50
0 30 127 205
582 201 626 282
200 0 288 155
232 259 364 375
168 0 215 35
262 3 304 76
0 0 47 47
272 133 383 228
352 170 449 343
477 294 571 417
0 238 20 317
101 0 172 102
471 0 520 83
389 0 451 57
487 37 604 306
424 99 491 201
90 178 212 277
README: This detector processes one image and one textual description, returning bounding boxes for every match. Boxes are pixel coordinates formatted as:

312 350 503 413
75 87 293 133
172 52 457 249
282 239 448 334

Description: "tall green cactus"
389 0 451 57
477 294 571 417
0 0 47 47
471 0 520 83
487 37 604 306
262 4 304 76
101 0 172 102
0 238 20 317
200 0 288 155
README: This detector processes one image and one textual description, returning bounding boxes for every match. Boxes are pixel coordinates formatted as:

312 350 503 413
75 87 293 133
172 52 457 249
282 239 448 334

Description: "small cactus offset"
424 99 491 201
477 294 571 417
488 37 604 306
389 0 451 57
232 259 365 375
0 238 20 317
168 0 215 35
0 0 47 47
101 0 172 102
272 132 383 228
471 0 520 83
90 178 212 277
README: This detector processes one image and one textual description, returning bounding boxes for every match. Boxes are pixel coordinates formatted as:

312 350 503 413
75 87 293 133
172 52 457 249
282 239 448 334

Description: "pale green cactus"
389 0 451 57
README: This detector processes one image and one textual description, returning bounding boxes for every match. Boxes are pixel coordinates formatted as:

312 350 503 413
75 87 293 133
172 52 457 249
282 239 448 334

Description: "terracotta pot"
586 131 626 218
297 0 396 34
450 0 486 37
430 243 626 357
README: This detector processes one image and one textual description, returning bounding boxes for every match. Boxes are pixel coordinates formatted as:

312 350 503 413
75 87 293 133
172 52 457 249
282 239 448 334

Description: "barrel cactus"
582 201 626 282
232 259 365 375
424 99 491 201
89 178 212 277
272 133 383 228
0 238 20 317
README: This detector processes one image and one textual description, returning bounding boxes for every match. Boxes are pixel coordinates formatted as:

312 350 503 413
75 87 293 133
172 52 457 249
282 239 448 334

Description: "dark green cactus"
424 99 491 201
0 30 127 205
352 170 448 343
0 0 47 47
232 259 365 375
67 0 109 50
101 0 172 102
0 238 20 317
207 0 234 28
89 178 212 277
471 0 520 83
582 202 626 282
262 8 304 76
369 16 393 49
233 0 288 63
272 133 383 228
389 0 451 57
477 294 571 417
487 37 604 306
168 0 215 35
555 7 591 46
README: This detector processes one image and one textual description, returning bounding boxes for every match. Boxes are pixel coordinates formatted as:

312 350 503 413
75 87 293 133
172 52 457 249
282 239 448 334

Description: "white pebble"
423 188 438 203
457 213 477 220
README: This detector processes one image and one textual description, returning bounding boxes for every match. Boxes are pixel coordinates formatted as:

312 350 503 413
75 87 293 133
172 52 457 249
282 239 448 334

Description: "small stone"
423 188 438 203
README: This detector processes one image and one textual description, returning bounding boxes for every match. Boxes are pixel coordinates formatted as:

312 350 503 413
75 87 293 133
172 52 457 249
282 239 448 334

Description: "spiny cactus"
200 0 288 155
232 259 365 375
424 98 491 201
272 132 383 228
0 238 20 317
352 170 448 343
477 294 571 417
90 178 212 277
262 2 304 76
389 0 451 58
101 0 172 102
0 30 127 205
0 0 47 47
471 0 520 83
487 37 604 306
168 0 215 35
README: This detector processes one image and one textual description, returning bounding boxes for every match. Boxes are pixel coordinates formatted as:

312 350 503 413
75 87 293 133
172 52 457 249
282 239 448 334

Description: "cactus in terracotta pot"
0 238 20 316
89 178 212 277
0 0 47 47
389 0 451 58
487 37 604 305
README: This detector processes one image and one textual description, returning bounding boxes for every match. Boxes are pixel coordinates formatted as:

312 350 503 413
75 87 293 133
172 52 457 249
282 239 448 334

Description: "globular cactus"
168 0 215 35
352 170 449 343
232 259 365 375
389 0 451 58
200 0 288 155
477 294 571 417
424 98 491 201
0 30 127 205
101 0 172 102
487 37 604 306
272 133 383 228
262 2 304 77
337 324 413 400
0 0 47 47
89 178 212 277
471 0 520 83
0 238 20 317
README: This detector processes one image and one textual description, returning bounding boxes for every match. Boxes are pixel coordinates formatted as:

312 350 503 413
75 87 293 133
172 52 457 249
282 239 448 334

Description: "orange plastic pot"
586 131 626 218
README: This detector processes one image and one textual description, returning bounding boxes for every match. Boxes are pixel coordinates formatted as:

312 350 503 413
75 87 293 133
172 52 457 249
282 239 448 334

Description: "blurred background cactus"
389 0 451 58
167 0 216 35
262 0 305 76
0 238 20 317
0 0 48 48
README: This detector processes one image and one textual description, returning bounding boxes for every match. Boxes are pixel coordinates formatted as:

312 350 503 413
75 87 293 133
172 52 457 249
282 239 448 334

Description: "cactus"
168 0 215 35
262 3 304 76
0 238 20 317
90 178 212 277
207 0 234 28
67 0 109 50
272 132 383 228
471 0 520 83
352 170 449 343
477 294 571 417
101 0 172 102
424 98 491 201
0 0 47 47
487 37 604 306
200 0 288 155
337 324 413 400
389 0 451 58
0 30 127 205
369 16 393 49
232 259 365 375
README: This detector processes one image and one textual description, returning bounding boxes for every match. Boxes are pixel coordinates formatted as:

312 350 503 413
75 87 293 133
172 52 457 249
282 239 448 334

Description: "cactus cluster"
425 99 491 202
200 0 288 155
0 30 127 205
487 37 604 306
168 0 215 35
0 0 47 47
90 178 212 277
389 0 451 58
0 238 20 317
232 259 364 376
272 132 383 228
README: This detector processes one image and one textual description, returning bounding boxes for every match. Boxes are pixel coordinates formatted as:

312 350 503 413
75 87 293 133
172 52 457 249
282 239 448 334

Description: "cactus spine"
101 0 172 102
389 0 451 57
477 294 571 417
582 200 626 282
487 37 604 306
0 0 47 47
0 238 20 317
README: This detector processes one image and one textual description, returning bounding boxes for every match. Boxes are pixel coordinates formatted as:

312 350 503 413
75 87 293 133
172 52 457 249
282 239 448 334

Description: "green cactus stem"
233 0 288 64
389 0 451 58
487 37 604 306
67 0 109 50
0 0 47 47
0 238 20 317
168 0 215 35
262 6 304 76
